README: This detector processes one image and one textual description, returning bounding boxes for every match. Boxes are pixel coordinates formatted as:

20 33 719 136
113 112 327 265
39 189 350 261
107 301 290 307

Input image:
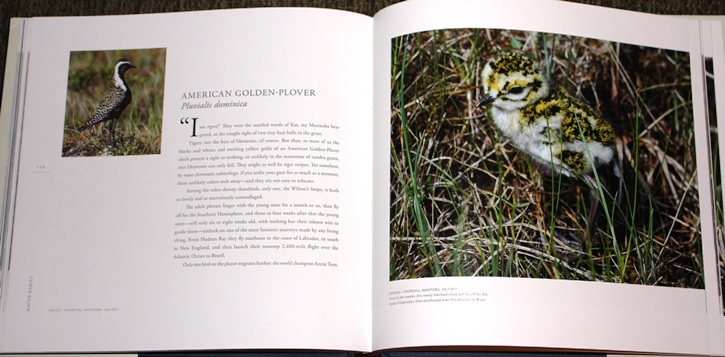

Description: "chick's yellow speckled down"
476 52 615 178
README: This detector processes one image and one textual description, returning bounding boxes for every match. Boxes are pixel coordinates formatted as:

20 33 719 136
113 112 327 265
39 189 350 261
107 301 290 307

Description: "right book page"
372 0 724 355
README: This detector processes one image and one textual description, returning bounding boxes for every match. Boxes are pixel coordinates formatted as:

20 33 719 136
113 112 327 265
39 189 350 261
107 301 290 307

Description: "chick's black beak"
476 93 494 108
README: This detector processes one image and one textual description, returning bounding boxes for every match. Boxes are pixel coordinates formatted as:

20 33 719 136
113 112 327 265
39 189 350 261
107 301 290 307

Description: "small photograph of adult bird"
63 48 166 157
389 29 703 288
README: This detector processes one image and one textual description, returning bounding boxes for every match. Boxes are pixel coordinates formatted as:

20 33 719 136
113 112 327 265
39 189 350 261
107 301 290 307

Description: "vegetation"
390 29 703 288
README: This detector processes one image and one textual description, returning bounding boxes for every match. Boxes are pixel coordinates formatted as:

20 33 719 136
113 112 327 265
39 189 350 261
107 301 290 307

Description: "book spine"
0 17 29 328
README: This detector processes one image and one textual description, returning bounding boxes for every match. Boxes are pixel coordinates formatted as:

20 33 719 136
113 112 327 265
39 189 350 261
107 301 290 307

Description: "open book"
0 0 723 354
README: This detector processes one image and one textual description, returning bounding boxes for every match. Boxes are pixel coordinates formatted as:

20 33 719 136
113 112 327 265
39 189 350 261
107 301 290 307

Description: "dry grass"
390 29 703 287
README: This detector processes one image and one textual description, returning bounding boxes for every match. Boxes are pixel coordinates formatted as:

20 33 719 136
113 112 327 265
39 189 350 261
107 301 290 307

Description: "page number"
32 164 49 174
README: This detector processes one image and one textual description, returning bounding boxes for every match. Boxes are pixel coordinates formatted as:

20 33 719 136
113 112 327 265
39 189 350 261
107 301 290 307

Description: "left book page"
0 8 373 353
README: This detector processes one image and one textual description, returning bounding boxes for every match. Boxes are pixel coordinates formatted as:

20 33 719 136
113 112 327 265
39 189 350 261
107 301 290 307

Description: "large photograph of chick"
390 28 703 288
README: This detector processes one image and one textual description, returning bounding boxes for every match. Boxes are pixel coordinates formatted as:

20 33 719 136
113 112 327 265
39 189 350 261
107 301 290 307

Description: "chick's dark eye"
508 87 524 95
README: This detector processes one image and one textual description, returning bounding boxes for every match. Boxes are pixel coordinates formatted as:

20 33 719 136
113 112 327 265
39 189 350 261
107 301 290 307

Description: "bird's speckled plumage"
79 59 135 142
477 52 615 177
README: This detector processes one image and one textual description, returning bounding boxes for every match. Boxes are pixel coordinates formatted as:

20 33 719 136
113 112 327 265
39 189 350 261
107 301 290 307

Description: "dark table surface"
1 0 724 99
